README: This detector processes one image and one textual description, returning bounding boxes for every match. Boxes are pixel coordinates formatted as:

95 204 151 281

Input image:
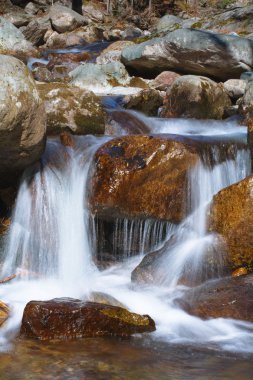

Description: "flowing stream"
0 115 253 377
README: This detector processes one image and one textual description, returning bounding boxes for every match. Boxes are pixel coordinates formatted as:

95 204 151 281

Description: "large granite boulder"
161 75 231 119
0 55 46 186
37 82 105 135
89 136 199 222
121 29 253 80
180 274 253 322
20 298 156 340
209 175 253 269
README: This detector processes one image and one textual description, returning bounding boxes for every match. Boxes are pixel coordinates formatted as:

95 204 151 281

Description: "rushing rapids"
1 116 253 354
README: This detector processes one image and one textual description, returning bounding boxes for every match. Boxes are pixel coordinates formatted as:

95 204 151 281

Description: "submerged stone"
20 298 155 340
0 301 10 327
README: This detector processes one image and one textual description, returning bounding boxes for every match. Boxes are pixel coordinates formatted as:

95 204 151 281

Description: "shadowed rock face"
121 29 253 80
89 135 199 222
20 298 156 340
179 274 253 322
209 175 253 270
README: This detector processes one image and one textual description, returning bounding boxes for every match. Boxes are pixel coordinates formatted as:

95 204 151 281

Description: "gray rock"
0 17 37 57
155 15 183 34
121 28 253 81
1 10 33 27
49 4 88 34
69 61 131 93
0 55 46 186
223 79 246 99
239 80 253 118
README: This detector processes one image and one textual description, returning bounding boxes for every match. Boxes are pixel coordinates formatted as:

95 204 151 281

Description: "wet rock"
209 175 253 269
161 75 231 119
223 79 246 100
37 82 105 135
150 71 181 91
0 17 38 60
96 41 135 65
131 235 227 287
20 298 156 340
180 274 253 322
49 4 88 34
121 29 253 80
88 292 126 308
0 301 10 327
105 110 150 136
89 136 199 222
232 267 248 277
0 55 46 187
122 89 164 116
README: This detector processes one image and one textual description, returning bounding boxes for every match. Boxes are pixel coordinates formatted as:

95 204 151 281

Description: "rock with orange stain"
0 301 10 327
232 267 248 277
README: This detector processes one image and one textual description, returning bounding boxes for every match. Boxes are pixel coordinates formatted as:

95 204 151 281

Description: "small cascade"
94 217 174 261
1 136 109 290
153 146 251 287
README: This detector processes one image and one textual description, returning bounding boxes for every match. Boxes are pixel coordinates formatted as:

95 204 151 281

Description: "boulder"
69 61 132 94
20 298 156 340
180 274 253 322
0 17 37 60
89 136 199 222
239 80 253 120
0 301 10 327
1 9 33 27
121 29 253 80
122 89 164 116
37 82 105 135
0 55 46 186
161 75 231 119
44 30 87 49
150 71 181 91
49 4 88 34
209 175 253 269
223 79 246 100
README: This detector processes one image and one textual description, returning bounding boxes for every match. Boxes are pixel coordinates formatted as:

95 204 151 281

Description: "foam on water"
0 126 253 354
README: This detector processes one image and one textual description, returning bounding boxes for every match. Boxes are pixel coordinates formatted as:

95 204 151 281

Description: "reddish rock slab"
20 298 156 340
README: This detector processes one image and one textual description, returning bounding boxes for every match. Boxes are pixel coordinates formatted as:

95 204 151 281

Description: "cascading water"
149 147 251 287
1 118 253 355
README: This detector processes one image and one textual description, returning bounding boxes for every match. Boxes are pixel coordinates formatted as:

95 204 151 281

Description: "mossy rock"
37 82 105 135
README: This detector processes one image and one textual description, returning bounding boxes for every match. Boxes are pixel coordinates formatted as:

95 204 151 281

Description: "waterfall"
153 146 251 287
1 136 109 290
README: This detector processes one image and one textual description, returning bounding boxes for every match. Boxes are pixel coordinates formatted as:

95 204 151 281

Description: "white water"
1 129 253 353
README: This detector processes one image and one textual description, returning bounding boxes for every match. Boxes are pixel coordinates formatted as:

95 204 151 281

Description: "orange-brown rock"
89 136 199 222
0 301 10 327
180 274 253 322
232 267 248 277
209 175 253 269
20 298 155 340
